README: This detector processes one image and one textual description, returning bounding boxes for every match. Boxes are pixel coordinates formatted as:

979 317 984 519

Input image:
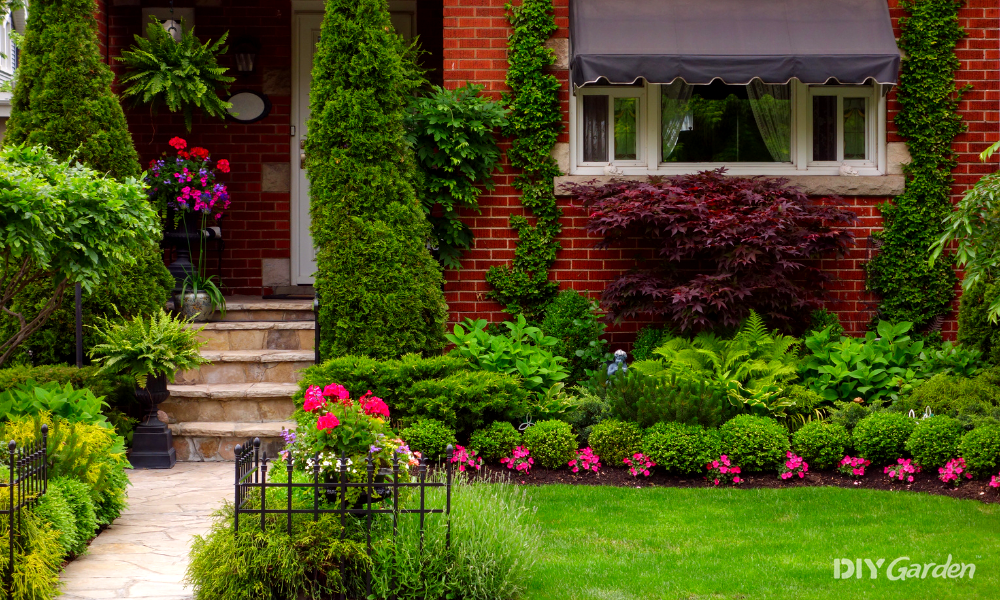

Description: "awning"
570 0 901 87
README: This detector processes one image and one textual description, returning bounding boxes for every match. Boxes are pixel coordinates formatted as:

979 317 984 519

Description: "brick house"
13 0 1000 343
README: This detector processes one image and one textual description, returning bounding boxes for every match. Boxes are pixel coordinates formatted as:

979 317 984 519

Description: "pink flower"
169 137 187 150
316 413 340 431
713 478 720 486
303 385 325 412
907 476 914 482
733 476 742 483
322 383 350 400
361 396 390 419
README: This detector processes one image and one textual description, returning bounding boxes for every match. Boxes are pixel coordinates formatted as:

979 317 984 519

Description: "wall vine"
865 0 967 329
484 0 563 321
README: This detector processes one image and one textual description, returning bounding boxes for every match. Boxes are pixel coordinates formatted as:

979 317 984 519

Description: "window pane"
668 82 779 162
843 97 867 160
812 96 837 161
614 97 638 161
582 95 608 163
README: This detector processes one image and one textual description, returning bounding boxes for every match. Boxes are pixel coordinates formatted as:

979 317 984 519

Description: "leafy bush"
400 419 457 461
606 371 738 429
470 422 521 463
827 398 885 433
521 419 577 469
0 146 159 366
905 416 964 469
298 354 527 440
0 508 62 600
807 308 844 338
642 422 720 475
631 312 802 419
958 425 1000 477
307 0 447 360
561 386 609 445
0 382 111 428
779 385 828 430
446 316 569 396
570 170 857 331
32 480 81 557
791 421 851 470
405 84 507 268
800 321 984 403
52 477 98 554
587 419 642 466
852 412 916 466
540 290 608 384
895 369 1000 429
631 326 670 361
718 415 790 472
957 279 1000 364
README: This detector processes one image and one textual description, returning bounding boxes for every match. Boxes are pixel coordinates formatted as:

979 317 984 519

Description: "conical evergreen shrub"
305 0 446 359
4 0 140 178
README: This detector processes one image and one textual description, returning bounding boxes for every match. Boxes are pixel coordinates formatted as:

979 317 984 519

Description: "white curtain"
661 80 693 161
747 79 792 162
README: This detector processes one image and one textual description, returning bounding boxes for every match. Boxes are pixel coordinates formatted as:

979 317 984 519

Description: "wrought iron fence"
2 425 49 597
234 437 454 600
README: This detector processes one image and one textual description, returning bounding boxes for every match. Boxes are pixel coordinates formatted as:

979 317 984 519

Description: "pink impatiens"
569 447 601 474
623 453 655 477
500 446 534 474
837 456 871 478
884 458 920 483
938 458 973 487
779 452 808 480
450 445 484 473
706 454 742 486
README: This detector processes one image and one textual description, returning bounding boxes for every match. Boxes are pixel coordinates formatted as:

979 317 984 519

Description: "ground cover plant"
526 485 1000 600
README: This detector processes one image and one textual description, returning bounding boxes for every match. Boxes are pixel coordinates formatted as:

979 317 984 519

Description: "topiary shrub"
642 422 720 475
4 0 140 179
719 415 790 472
958 425 1000 478
852 412 917 466
587 419 642 466
540 290 607 384
905 415 964 469
400 418 457 461
522 419 577 469
562 386 608 446
469 422 521 463
306 0 447 360
606 371 738 429
792 421 851 470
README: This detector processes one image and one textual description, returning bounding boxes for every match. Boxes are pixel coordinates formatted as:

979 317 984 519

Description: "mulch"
475 463 1000 505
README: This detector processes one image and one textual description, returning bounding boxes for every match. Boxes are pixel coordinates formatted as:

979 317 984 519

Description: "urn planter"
130 372 176 469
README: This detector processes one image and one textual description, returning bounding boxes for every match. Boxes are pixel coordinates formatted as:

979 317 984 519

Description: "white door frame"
290 9 323 285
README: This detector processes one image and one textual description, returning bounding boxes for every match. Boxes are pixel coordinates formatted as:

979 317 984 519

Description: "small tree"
4 0 141 178
0 146 160 366
305 0 447 359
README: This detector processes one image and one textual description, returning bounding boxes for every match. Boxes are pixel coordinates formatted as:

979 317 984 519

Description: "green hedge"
298 354 528 440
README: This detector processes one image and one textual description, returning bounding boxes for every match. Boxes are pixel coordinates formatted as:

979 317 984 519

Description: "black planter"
131 373 176 469
163 212 202 294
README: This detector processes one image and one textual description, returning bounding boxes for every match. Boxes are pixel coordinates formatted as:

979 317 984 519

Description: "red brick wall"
107 1 294 295
442 0 1000 344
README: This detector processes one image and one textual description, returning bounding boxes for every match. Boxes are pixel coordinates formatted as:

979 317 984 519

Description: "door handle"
300 136 307 169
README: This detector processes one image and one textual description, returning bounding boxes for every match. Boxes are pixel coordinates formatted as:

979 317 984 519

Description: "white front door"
291 13 323 285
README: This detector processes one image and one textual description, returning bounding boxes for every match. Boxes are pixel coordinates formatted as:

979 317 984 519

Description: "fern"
116 17 235 130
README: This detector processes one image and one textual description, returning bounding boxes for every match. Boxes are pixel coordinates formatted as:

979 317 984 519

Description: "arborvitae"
4 0 140 178
305 0 447 359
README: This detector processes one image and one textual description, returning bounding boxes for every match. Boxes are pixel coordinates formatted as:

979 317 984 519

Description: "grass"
526 485 1000 600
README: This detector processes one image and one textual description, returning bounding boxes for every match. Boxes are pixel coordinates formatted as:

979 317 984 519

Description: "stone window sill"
553 174 905 198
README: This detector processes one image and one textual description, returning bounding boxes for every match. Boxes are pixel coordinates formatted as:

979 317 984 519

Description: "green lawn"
526 485 1000 600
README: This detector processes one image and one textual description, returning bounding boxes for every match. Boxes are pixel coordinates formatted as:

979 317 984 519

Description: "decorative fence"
2 425 49 596
234 437 454 600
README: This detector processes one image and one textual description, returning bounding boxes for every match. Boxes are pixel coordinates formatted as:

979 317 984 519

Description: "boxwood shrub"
852 412 916 466
522 420 577 469
905 415 964 469
587 419 642 466
792 421 851 470
469 421 521 463
719 415 789 472
400 418 457 461
642 422 720 475
958 425 1000 477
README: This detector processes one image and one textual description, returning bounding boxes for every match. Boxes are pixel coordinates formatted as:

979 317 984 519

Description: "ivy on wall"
484 0 564 321
865 0 966 329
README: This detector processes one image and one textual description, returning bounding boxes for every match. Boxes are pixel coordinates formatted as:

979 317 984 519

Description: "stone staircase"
161 297 314 461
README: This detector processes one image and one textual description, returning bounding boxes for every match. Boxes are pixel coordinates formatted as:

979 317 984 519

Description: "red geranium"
189 147 210 160
317 413 340 432
217 159 230 173
169 136 187 150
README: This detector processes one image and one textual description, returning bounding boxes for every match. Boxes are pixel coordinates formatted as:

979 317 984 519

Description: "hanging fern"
116 17 234 130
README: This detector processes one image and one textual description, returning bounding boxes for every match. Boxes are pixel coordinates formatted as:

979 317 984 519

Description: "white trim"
291 1 324 12
571 79 888 177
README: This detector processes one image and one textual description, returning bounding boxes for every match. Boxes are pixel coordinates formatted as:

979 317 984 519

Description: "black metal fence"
234 437 454 600
2 425 49 597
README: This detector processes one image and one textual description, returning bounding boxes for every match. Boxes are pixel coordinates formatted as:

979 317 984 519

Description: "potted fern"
89 310 208 468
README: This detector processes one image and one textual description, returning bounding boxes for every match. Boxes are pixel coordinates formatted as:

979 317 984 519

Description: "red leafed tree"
570 170 858 332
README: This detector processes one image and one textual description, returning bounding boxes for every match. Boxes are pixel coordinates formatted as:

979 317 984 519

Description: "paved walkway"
59 462 232 600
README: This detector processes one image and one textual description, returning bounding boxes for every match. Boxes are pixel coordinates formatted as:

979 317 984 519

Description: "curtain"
660 80 693 161
747 79 792 162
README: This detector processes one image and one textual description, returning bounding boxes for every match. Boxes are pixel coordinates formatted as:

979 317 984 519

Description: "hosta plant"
88 309 207 387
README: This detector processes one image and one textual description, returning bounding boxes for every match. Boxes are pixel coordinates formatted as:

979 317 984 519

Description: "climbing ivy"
865 0 966 329
484 0 563 322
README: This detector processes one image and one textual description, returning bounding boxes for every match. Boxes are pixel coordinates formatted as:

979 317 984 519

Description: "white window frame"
570 80 888 176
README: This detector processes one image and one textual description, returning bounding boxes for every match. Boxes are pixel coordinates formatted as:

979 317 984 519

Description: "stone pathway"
59 462 232 600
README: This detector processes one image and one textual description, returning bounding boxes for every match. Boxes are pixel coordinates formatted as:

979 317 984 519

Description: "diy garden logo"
834 556 975 580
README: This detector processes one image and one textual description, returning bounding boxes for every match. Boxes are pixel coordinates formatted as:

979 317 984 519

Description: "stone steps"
165 297 313 462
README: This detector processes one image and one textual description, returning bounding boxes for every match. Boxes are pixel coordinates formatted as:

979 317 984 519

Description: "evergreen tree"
4 0 140 178
305 0 447 359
